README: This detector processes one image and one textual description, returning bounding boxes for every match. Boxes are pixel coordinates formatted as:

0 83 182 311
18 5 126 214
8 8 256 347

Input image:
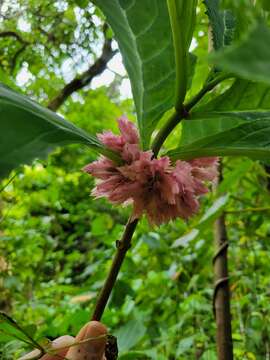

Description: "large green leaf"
93 0 175 149
196 79 270 112
167 116 270 160
180 111 270 146
211 24 270 84
0 84 120 179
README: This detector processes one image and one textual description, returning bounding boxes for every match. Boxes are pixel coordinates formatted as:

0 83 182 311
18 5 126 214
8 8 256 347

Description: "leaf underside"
94 0 176 149
0 84 118 179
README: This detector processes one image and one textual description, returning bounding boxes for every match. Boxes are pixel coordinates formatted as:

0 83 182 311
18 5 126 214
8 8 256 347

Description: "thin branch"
11 44 27 73
0 31 30 72
0 31 29 44
185 73 233 111
47 33 117 111
0 172 18 193
92 218 138 321
264 165 270 191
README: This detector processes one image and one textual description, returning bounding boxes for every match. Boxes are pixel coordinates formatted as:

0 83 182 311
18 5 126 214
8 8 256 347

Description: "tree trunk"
213 167 233 359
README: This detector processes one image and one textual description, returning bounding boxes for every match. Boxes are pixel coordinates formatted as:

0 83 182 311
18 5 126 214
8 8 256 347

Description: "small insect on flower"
83 117 218 226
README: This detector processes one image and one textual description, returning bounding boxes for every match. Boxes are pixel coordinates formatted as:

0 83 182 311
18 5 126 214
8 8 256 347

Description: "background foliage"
1 1 270 359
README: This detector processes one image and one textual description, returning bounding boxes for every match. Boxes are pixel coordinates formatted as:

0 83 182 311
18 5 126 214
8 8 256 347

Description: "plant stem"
92 218 138 321
185 73 232 111
166 0 187 112
213 167 233 360
152 110 181 157
151 73 230 157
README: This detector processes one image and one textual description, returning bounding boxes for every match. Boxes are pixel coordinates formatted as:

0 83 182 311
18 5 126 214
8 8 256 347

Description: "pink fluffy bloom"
83 117 218 226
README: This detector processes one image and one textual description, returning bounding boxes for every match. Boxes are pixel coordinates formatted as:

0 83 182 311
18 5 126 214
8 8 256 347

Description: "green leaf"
171 195 229 248
218 158 253 193
0 312 43 352
167 116 270 160
196 79 270 112
260 0 270 11
119 351 150 359
111 280 135 308
0 84 121 179
211 24 270 84
199 194 229 225
180 113 247 146
115 318 146 352
201 349 216 360
176 336 194 356
204 0 235 50
93 0 175 149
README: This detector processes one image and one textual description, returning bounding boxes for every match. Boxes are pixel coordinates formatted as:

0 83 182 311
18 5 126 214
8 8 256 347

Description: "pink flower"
83 117 218 226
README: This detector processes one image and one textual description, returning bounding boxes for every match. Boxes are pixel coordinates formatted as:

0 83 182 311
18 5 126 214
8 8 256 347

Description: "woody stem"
91 218 138 321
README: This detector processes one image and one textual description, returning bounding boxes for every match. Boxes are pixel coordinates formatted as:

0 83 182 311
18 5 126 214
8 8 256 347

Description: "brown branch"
264 165 270 192
213 167 233 360
47 35 117 111
0 31 30 72
11 44 27 73
92 218 138 321
0 31 29 44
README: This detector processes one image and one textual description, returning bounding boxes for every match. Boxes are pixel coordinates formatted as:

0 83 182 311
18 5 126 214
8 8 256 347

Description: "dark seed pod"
105 335 118 360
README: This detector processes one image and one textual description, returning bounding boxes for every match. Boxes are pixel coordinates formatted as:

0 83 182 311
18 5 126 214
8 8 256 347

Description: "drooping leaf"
167 116 270 161
0 312 43 352
93 0 197 149
0 84 121 179
199 194 229 225
204 0 235 50
210 24 270 84
171 229 199 248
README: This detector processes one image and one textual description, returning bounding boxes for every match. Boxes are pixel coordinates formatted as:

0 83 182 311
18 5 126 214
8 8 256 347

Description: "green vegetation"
1 1 270 359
